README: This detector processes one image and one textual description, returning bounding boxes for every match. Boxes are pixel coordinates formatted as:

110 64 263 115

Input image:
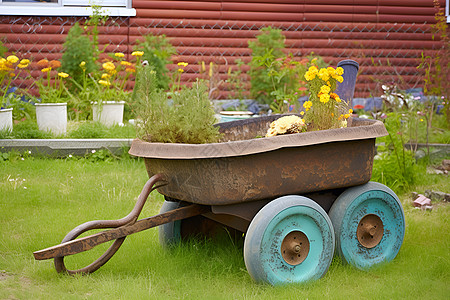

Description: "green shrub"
133 66 221 144
248 27 286 104
134 33 176 90
61 22 97 85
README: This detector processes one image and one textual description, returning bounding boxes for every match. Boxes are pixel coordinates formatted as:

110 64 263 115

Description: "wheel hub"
281 231 310 265
357 214 384 248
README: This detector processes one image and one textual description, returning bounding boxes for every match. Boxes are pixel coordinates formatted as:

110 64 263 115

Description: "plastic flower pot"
335 60 360 107
92 101 125 127
35 103 67 135
0 108 13 132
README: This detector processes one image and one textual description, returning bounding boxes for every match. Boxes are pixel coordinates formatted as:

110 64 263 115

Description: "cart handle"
33 174 209 275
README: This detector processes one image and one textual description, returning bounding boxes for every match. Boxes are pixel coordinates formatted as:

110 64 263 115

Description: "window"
0 0 136 16
447 0 450 23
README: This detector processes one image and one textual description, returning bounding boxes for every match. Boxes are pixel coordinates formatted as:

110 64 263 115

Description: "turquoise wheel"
158 200 183 247
328 182 405 269
244 196 335 285
158 199 243 248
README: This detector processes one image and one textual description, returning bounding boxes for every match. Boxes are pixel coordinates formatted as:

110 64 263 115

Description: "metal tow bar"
33 173 210 275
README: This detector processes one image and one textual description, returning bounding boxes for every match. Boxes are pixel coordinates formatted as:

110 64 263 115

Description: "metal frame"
0 0 135 16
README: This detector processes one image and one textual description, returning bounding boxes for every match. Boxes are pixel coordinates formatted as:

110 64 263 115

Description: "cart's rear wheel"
158 199 242 248
329 182 405 269
243 196 335 285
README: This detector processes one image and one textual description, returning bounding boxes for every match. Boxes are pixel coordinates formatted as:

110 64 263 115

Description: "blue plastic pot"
335 59 360 107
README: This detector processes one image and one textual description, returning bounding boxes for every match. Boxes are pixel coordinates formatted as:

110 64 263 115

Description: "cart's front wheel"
244 196 335 285
328 182 405 270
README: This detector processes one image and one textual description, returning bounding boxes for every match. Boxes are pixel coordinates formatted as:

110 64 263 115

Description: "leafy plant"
133 65 221 144
134 33 176 90
372 113 420 193
248 27 286 104
61 22 97 85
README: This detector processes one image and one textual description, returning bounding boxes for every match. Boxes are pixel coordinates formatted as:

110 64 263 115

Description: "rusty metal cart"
33 116 405 285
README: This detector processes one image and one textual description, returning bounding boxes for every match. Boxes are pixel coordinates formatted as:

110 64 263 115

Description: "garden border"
0 139 133 157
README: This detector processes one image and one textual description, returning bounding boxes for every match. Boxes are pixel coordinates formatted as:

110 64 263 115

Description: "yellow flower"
349 109 353 114
304 71 315 81
308 66 318 73
209 62 213 77
336 67 344 76
177 68 184 73
300 111 304 116
318 68 330 81
17 63 28 69
344 113 350 119
177 62 188 67
101 73 110 79
131 51 144 57
80 61 86 67
327 67 336 76
41 67 52 73
336 76 344 83
102 62 116 71
115 52 125 58
58 72 69 78
120 61 132 66
19 59 30 67
320 85 331 94
125 67 135 73
303 100 313 111
319 93 330 103
7 55 19 64
98 80 111 86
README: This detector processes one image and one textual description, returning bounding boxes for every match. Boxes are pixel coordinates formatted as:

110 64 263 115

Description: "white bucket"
35 103 67 135
0 108 13 132
92 101 125 127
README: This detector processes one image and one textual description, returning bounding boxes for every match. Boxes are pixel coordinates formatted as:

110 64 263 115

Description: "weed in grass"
12 120 52 139
67 121 108 138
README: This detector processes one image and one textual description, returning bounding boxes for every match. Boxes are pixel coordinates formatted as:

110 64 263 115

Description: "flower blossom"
98 80 110 86
7 55 19 64
58 72 69 78
131 51 144 57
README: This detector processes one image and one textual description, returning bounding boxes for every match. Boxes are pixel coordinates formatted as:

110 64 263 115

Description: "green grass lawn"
1 158 449 299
